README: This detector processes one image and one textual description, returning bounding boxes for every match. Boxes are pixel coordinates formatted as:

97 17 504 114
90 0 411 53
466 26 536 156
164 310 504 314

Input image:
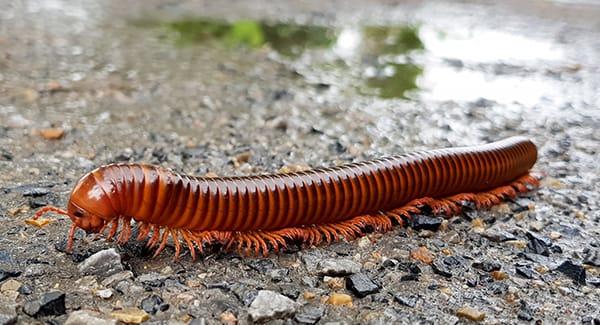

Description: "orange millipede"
30 136 540 259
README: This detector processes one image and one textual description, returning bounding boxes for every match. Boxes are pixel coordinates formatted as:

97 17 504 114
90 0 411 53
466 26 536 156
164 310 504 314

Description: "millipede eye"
73 211 84 218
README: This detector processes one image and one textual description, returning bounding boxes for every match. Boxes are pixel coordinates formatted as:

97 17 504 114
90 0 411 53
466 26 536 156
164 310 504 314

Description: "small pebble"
294 306 324 324
472 261 501 272
394 294 417 308
326 293 353 307
39 127 65 140
456 306 486 321
219 311 237 325
23 291 66 317
346 273 380 298
410 246 434 265
78 249 124 278
491 271 509 280
516 265 535 279
431 260 453 278
0 279 21 293
324 277 345 290
111 308 149 324
248 290 299 322
411 215 443 231
65 310 117 325
318 258 361 276
96 289 113 299
471 218 485 230
549 231 562 240
556 260 586 285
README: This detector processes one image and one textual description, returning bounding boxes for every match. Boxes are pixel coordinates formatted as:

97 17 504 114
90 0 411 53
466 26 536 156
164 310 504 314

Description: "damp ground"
0 0 599 324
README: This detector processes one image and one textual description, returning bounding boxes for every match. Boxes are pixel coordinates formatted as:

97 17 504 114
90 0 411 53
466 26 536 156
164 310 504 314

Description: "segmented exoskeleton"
31 136 540 259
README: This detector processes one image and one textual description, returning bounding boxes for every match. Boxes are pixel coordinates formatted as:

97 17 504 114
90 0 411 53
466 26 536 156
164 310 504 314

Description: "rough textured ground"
0 0 599 324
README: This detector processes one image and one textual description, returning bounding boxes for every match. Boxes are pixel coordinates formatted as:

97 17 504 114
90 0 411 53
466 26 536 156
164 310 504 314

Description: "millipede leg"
153 228 171 258
106 218 120 242
66 223 77 252
181 230 197 260
171 229 182 261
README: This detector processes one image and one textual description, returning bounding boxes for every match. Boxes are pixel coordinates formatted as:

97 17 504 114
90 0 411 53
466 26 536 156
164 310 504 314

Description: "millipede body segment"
32 136 540 259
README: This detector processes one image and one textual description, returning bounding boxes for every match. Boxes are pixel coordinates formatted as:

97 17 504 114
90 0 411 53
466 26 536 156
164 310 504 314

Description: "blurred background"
0 0 599 324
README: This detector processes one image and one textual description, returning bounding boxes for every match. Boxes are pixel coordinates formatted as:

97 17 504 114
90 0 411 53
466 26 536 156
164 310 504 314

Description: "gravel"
345 273 380 298
318 259 361 276
77 249 124 278
22 291 66 318
248 290 300 322
64 310 118 325
0 0 599 324
0 298 17 325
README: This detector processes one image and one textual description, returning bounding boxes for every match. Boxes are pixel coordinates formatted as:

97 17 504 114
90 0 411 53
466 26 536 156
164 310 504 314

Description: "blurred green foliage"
166 18 335 56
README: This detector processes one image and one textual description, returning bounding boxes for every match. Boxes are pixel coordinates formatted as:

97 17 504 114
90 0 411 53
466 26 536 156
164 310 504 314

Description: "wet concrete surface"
0 0 599 324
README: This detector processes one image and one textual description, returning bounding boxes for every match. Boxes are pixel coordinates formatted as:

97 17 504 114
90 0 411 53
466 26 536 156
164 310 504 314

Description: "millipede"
30 136 540 259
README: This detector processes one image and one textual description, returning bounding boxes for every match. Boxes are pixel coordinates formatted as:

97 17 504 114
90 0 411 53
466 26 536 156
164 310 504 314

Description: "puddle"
138 16 583 105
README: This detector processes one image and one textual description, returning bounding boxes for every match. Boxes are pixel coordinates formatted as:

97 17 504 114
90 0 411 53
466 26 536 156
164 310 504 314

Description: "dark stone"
517 300 534 321
556 260 586 285
397 262 421 274
382 259 398 268
519 252 552 265
314 82 331 90
400 273 419 281
301 276 318 288
443 256 466 268
581 316 600 325
526 232 551 256
205 282 230 290
0 269 21 282
18 284 33 295
411 215 443 231
137 273 169 288
588 277 600 288
487 282 508 295
371 293 389 303
246 259 275 273
279 284 300 300
346 273 380 298
140 295 164 315
23 291 66 317
515 265 535 279
269 268 290 282
0 149 12 161
27 198 50 209
329 141 346 154
21 187 50 197
294 306 324 324
466 278 478 287
472 261 501 272
229 283 256 306
0 250 13 264
394 294 417 308
583 248 600 267
431 260 452 278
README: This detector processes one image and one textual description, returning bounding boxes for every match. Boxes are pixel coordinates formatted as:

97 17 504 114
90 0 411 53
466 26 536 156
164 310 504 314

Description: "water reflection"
365 63 423 99
360 26 424 98
166 18 336 56
135 17 426 99
362 26 423 55
161 18 425 98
